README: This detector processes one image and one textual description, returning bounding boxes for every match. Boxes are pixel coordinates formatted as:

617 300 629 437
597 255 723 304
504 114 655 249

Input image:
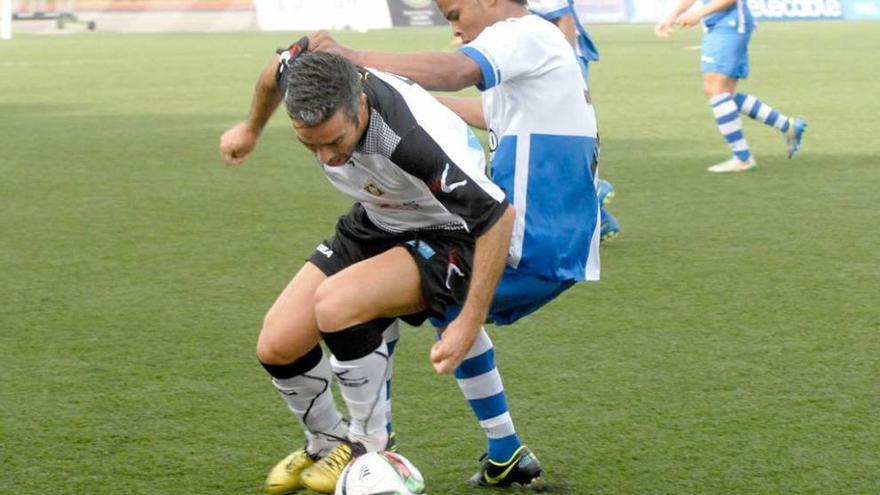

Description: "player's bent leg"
257 261 326 365
313 246 426 332
302 248 427 493
263 351 348 495
731 93 807 158
450 270 574 486
454 329 522 462
302 321 392 493
382 320 401 451
257 263 347 494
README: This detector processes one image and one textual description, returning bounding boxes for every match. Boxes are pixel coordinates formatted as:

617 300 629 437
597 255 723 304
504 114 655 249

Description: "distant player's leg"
301 246 427 494
706 80 756 173
258 263 349 495
732 92 807 158
702 30 757 173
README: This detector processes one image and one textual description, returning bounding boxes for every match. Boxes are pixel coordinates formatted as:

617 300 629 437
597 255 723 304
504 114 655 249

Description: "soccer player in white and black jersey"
220 49 514 494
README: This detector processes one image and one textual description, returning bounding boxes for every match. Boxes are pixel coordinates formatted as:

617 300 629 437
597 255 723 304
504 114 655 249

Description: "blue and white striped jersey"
459 15 600 282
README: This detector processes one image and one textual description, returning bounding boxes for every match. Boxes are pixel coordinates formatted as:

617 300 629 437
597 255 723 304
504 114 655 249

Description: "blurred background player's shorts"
701 28 752 78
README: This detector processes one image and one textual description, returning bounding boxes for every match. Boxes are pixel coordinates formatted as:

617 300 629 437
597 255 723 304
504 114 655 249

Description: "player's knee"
256 317 311 365
256 333 285 365
703 77 733 99
703 82 722 98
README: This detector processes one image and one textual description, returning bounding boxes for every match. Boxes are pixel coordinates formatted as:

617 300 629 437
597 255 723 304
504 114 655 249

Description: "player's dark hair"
512 0 528 5
283 52 362 127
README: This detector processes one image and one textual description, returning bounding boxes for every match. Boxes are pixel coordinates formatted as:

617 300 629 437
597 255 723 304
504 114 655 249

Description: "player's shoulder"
470 13 559 54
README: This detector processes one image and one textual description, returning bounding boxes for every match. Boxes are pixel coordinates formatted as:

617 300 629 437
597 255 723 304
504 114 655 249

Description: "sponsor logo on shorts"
406 240 436 260
445 254 464 290
317 244 334 258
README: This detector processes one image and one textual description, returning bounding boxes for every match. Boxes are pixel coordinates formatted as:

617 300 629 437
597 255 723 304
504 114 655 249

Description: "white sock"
270 352 347 456
382 320 401 433
330 340 390 452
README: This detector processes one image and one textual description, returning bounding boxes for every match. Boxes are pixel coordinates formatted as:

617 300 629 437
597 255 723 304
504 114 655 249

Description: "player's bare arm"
219 54 282 165
655 0 698 36
309 30 482 91
436 96 486 129
431 206 514 374
550 13 578 49
676 0 738 27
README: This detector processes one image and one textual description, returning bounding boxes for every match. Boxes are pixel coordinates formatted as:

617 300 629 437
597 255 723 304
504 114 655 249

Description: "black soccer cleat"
469 446 543 488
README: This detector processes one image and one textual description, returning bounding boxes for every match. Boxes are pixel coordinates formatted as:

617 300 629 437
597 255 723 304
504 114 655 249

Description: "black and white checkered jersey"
298 65 508 237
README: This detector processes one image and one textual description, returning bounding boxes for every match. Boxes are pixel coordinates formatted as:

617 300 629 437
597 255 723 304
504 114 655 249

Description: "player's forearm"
350 50 480 92
245 56 283 132
458 207 515 326
436 96 486 130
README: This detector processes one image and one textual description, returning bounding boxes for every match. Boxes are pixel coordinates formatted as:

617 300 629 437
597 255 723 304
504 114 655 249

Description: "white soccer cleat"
707 156 757 173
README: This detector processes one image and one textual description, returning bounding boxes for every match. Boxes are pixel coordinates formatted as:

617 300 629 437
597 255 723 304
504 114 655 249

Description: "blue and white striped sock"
733 93 791 133
383 320 400 436
454 328 521 462
710 92 752 162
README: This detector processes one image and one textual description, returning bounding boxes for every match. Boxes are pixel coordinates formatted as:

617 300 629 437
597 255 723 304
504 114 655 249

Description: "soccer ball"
335 451 426 495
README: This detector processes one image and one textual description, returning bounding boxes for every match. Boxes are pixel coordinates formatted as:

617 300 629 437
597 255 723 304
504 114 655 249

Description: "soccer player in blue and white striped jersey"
310 0 601 487
656 0 807 172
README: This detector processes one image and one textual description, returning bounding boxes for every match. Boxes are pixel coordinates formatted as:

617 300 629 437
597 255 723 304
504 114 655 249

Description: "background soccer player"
530 0 621 240
655 0 807 173
310 0 602 487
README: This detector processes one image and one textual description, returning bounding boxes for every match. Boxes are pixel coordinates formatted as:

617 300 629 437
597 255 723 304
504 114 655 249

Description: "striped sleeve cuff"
459 46 500 91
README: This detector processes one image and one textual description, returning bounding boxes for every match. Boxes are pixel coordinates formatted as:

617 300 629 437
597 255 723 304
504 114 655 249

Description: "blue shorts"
431 266 576 327
701 28 751 79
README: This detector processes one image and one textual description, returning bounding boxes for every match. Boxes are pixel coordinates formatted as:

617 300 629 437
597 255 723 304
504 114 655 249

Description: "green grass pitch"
2 22 879 495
